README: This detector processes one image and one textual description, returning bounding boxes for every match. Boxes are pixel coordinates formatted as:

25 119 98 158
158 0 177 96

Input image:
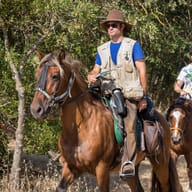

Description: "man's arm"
87 64 101 83
174 80 185 95
135 59 147 96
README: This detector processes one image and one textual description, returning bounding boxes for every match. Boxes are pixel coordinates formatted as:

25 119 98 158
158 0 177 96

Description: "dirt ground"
8 138 189 191
66 155 188 191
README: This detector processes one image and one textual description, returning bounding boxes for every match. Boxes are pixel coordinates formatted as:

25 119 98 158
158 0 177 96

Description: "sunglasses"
106 23 119 29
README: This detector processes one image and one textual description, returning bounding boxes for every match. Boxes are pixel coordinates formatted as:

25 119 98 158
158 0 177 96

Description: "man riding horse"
87 9 157 179
174 48 192 102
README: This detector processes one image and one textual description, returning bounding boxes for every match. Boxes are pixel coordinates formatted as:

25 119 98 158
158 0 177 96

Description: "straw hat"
100 9 132 33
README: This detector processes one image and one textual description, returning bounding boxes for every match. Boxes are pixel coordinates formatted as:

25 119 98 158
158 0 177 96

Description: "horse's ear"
57 50 66 62
35 50 45 61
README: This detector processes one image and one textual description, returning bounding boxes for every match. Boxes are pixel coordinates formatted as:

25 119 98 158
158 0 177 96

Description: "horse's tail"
168 156 183 192
151 156 183 192
151 171 161 192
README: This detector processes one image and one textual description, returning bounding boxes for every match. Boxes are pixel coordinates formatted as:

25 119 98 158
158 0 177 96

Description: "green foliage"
24 118 61 154
0 130 8 158
0 0 192 154
0 130 8 174
0 42 18 126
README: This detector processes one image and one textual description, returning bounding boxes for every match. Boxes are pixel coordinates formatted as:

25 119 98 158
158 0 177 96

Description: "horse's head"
30 50 85 120
168 98 191 144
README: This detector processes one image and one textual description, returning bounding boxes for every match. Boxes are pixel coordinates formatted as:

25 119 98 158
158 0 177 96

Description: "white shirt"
177 63 192 99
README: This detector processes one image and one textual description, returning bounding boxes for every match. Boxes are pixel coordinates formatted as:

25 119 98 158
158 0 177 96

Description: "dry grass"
0 156 189 192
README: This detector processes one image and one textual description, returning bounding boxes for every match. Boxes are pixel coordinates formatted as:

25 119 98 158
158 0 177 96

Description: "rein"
35 62 76 106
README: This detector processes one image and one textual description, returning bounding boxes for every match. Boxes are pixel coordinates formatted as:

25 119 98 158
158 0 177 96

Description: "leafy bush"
24 118 61 154
0 130 8 174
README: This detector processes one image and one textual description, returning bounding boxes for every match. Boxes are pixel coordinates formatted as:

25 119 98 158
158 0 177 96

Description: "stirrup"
119 160 135 178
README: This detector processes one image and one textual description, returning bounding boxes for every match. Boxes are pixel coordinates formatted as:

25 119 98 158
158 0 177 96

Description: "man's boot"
119 100 145 179
119 139 136 178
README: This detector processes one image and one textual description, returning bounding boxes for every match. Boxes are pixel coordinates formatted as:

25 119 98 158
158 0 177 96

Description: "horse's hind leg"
184 152 192 191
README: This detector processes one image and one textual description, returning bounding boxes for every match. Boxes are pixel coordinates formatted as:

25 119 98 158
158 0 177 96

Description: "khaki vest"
97 37 144 100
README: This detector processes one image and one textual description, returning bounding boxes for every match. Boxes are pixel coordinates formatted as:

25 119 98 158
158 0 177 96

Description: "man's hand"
87 73 97 83
180 90 187 95
87 64 101 84
138 97 147 112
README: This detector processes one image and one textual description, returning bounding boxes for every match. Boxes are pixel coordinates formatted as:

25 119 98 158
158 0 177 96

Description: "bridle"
170 126 183 133
35 62 76 108
169 107 187 137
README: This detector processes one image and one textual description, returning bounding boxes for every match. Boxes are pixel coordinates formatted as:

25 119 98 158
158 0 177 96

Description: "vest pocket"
123 60 133 73
122 81 144 100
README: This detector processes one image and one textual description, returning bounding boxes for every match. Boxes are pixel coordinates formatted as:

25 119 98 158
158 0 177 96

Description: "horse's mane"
37 50 87 90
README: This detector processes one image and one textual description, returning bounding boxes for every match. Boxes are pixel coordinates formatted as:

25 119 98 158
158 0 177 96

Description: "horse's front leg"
184 152 192 191
56 161 77 192
95 162 110 192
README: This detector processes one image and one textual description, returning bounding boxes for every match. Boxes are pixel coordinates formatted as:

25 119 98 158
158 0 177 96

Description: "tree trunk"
1 18 46 190
2 24 25 191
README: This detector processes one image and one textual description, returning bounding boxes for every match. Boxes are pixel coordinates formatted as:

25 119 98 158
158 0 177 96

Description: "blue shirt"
95 41 144 65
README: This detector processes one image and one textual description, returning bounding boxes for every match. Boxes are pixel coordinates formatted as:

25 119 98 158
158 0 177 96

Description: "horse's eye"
52 73 60 81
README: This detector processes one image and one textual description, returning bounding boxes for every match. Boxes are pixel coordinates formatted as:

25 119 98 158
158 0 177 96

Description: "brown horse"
30 50 182 192
167 97 192 191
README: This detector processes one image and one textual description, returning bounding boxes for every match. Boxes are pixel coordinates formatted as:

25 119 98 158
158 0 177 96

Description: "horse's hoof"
56 186 66 192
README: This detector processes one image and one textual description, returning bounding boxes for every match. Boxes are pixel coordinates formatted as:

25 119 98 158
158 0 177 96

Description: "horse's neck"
60 95 103 147
61 76 106 134
61 92 97 128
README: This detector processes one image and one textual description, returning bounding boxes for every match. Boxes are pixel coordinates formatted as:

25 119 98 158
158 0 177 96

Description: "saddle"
143 119 163 156
89 78 163 157
103 95 163 157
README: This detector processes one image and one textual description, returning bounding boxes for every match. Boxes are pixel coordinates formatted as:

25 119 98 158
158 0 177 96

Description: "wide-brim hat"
100 9 132 33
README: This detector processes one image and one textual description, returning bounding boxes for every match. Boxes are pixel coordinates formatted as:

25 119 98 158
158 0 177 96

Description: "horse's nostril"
30 103 45 119
172 136 180 145
37 107 42 114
